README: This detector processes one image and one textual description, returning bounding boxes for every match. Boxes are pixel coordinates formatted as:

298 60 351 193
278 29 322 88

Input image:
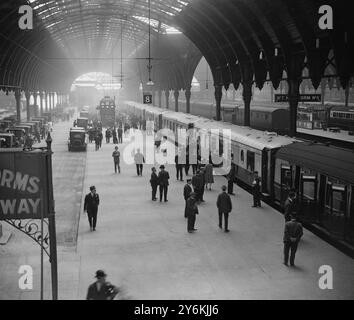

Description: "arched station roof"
0 0 352 94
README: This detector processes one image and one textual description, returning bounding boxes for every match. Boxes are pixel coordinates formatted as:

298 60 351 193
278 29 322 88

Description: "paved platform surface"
1 124 354 300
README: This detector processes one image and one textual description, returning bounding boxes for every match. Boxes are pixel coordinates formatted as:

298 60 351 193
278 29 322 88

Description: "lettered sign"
0 150 49 220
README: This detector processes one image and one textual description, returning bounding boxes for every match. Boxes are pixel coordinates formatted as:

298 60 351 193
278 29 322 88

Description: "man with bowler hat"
183 179 193 218
217 185 232 232
158 165 170 202
186 192 198 233
86 270 119 300
84 186 100 231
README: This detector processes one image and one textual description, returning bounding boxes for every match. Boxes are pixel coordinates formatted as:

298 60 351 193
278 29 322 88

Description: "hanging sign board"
275 94 322 103
0 150 49 220
143 93 153 104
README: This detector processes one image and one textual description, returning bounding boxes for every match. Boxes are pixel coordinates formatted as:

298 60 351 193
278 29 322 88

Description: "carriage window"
247 151 255 172
265 114 269 120
240 150 244 163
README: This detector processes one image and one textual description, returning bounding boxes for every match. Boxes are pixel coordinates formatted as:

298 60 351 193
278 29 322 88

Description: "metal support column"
242 82 252 127
15 89 22 123
185 87 191 114
288 79 300 137
174 89 179 112
40 92 44 116
158 90 162 108
165 90 170 109
214 85 222 121
25 91 31 121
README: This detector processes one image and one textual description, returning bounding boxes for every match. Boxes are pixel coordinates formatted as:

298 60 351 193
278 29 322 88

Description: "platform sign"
275 94 322 103
143 93 153 104
0 150 49 220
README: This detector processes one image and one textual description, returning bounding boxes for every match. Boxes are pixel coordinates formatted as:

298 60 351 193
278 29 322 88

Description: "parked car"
68 128 88 151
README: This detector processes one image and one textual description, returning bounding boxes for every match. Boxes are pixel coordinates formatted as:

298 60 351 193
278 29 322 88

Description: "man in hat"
158 165 170 202
252 171 262 208
84 186 100 231
284 191 297 222
150 167 159 201
86 270 120 300
112 146 121 174
226 153 236 195
216 185 232 232
183 179 193 218
186 192 198 233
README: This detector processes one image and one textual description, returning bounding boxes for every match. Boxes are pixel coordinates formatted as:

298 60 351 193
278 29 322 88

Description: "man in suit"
252 171 262 207
186 192 198 233
158 165 170 202
192 170 204 202
86 270 119 300
216 185 232 232
283 214 303 266
183 179 193 218
226 153 236 195
118 126 123 143
84 186 100 231
175 152 184 181
150 167 159 201
112 146 121 174
284 191 296 222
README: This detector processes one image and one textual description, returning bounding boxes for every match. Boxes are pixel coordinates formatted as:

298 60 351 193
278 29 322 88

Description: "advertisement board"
0 150 49 220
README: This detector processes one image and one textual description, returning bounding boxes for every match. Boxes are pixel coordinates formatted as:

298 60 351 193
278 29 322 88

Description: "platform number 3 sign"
143 94 153 105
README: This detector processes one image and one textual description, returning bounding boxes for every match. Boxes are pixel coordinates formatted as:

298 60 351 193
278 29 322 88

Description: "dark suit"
192 173 204 201
283 220 303 266
158 170 170 201
150 172 159 200
186 197 198 231
86 281 119 300
284 198 296 222
183 184 193 218
84 192 100 229
217 192 232 230
227 163 236 194
252 177 261 207
175 155 184 181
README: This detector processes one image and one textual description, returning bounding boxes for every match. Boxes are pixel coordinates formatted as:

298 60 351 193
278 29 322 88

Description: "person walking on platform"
98 130 103 148
192 170 204 202
175 152 184 181
87 270 120 300
84 186 100 231
217 185 232 232
186 192 198 233
112 128 118 144
105 128 111 143
94 134 100 151
150 167 159 201
284 191 297 222
226 154 236 195
183 179 193 218
158 165 170 202
112 146 121 174
204 162 214 190
283 214 303 267
252 171 262 207
134 148 145 176
118 126 123 144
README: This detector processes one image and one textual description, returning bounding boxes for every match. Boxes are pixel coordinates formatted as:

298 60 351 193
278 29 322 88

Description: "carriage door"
324 182 348 240
299 173 318 222
280 165 292 204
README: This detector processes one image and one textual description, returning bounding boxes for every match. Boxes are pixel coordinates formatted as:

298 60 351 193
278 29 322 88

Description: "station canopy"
0 0 352 93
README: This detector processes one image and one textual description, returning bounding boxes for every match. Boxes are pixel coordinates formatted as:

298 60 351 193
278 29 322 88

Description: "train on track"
121 100 354 248
97 96 116 127
178 100 354 134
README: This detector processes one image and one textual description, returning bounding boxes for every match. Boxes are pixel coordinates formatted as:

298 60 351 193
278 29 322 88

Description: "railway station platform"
1 122 354 300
